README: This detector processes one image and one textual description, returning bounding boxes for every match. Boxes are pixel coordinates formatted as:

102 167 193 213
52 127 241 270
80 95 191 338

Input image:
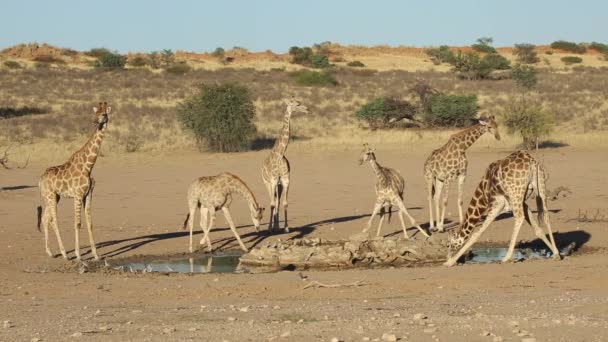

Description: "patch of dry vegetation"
1 65 607 161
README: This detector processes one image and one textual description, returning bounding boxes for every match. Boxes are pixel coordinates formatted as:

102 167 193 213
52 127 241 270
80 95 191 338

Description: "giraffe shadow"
1 185 37 191
516 230 591 252
494 208 562 222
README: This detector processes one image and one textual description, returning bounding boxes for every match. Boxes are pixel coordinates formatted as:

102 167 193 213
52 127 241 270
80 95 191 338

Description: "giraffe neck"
272 107 292 156
448 124 487 151
453 169 492 245
368 158 386 180
69 127 106 175
230 175 261 213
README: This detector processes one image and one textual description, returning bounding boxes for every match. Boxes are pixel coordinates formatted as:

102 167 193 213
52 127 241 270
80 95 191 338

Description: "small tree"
160 49 175 67
425 94 478 127
472 37 497 53
148 51 161 69
503 101 554 149
176 84 257 152
513 43 539 64
511 64 537 91
212 47 225 59
97 51 127 69
561 56 583 65
354 97 417 130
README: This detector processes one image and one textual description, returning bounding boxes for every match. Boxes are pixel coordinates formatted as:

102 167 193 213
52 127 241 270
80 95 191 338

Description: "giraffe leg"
439 180 451 232
457 174 466 225
73 197 83 261
203 208 216 252
376 206 387 237
199 208 212 251
444 199 505 267
222 207 248 252
524 203 561 259
502 204 525 263
433 180 445 232
186 200 196 253
264 181 275 232
84 183 99 260
426 176 435 229
281 176 290 233
397 200 429 238
50 200 67 259
396 203 409 240
365 201 383 233
42 205 52 257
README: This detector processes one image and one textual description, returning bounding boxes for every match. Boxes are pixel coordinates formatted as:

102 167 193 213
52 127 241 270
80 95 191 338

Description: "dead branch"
302 280 367 290
0 146 30 169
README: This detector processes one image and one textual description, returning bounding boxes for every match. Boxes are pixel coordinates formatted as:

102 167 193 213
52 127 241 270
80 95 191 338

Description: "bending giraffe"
183 172 264 253
36 102 111 260
444 151 561 267
424 116 500 232
261 98 308 233
359 144 429 239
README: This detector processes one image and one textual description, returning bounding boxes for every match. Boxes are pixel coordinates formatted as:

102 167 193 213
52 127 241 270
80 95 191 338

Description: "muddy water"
113 254 242 274
467 245 568 263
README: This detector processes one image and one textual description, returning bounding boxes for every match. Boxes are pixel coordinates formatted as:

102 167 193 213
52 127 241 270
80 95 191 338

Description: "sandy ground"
1 146 607 341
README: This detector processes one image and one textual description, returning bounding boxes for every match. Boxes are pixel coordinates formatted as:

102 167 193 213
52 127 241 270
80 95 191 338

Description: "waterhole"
113 253 242 274
467 243 573 263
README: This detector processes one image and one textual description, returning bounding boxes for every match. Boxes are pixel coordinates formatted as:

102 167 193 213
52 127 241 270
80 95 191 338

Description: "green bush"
347 60 365 67
589 42 608 54
289 46 313 65
545 50 554 55
148 51 161 69
160 49 174 67
292 70 337 86
471 37 497 53
96 51 127 69
85 48 111 58
176 83 257 152
354 97 417 130
33 55 66 64
425 45 456 64
3 60 22 69
511 64 537 90
129 55 149 67
561 56 583 65
425 94 478 127
514 43 539 64
451 51 492 79
211 47 225 58
165 62 191 75
310 53 330 68
483 53 511 70
503 100 554 149
550 40 586 54
289 45 330 68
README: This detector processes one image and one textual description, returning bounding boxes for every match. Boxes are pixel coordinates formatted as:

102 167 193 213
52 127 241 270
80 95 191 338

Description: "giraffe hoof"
46 250 53 257
552 254 562 261
443 260 456 267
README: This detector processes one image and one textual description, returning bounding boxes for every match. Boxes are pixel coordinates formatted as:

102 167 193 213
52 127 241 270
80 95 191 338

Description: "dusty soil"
1 146 607 341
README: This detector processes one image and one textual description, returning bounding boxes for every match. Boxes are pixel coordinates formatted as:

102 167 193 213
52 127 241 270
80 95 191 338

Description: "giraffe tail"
534 163 549 228
36 206 42 232
182 213 190 230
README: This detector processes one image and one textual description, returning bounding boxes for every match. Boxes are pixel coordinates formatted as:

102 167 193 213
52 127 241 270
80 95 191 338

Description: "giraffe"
424 116 501 232
36 102 110 261
261 98 308 233
182 172 264 253
360 144 429 239
443 150 561 267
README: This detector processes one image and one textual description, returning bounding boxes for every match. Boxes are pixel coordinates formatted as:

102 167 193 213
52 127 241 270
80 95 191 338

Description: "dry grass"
1 65 607 162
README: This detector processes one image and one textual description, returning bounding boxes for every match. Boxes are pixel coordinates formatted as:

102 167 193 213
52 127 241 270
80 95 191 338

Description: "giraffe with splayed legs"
444 151 561 267
36 102 111 261
183 172 264 253
360 144 429 239
261 98 308 233
424 116 501 232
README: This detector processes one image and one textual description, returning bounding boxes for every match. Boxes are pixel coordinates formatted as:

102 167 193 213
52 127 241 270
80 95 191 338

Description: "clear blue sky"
1 0 605 53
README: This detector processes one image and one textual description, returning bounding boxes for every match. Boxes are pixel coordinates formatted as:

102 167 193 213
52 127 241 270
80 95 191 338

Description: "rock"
273 305 281 310
239 306 249 312
381 333 397 341
413 313 427 321
508 321 519 327
126 321 133 325
521 338 536 342
30 338 42 342
70 332 83 338
3 320 13 329
297 319 304 324
280 331 291 338
162 327 175 334
481 331 491 336
362 338 370 342
188 327 197 332
98 326 110 332
552 319 561 325
393 313 401 318
517 330 530 337
330 338 342 342
424 328 437 334
492 337 503 342
227 317 237 322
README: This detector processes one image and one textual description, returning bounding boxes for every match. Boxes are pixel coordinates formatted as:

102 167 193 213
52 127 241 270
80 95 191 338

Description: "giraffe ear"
479 118 488 126
93 107 98 114
106 106 112 114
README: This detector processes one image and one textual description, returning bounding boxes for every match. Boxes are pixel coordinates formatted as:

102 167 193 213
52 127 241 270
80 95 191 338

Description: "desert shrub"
165 62 191 75
425 45 456 64
503 100 554 149
451 52 493 79
289 46 313 65
545 50 554 55
292 70 337 86
160 49 175 67
176 83 257 152
550 40 586 54
212 47 225 58
129 55 148 67
85 48 111 58
96 51 127 69
514 43 539 64
425 94 478 127
471 37 497 53
589 42 608 54
561 56 583 65
354 97 417 130
483 53 511 70
310 53 331 68
33 55 66 64
511 64 537 90
148 51 161 69
3 60 22 69
347 60 365 67
410 81 440 114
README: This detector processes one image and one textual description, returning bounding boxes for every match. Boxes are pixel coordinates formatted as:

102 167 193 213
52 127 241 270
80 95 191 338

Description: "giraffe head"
479 115 500 140
250 205 265 230
446 230 466 259
93 102 111 130
283 97 309 115
358 143 376 165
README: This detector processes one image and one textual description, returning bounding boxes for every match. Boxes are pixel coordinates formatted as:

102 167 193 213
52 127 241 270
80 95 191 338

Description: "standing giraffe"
36 102 110 261
444 151 561 267
261 98 308 233
424 116 501 232
182 172 264 253
360 144 429 239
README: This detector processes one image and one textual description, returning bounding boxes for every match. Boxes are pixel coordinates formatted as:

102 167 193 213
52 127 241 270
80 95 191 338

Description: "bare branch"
302 280 368 290
0 145 30 169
